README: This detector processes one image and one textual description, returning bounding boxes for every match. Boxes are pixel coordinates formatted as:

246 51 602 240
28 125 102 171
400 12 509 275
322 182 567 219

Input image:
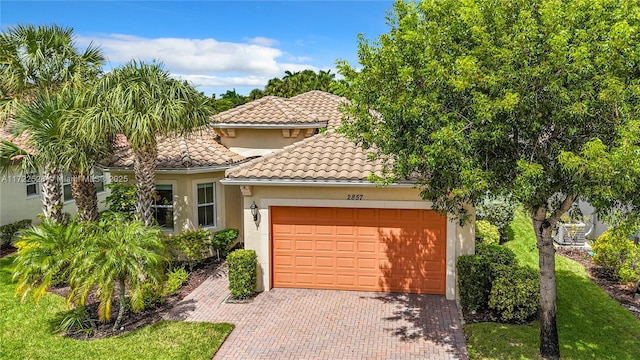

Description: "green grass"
465 210 640 360
0 256 234 360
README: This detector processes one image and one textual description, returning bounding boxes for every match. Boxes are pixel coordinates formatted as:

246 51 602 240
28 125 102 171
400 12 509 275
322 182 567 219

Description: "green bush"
489 265 540 323
476 243 517 277
0 219 32 248
104 183 136 217
141 282 164 309
476 194 517 241
53 306 96 336
457 255 491 312
140 267 190 308
475 220 500 245
593 230 640 283
228 249 257 299
164 267 189 296
212 228 239 257
164 229 212 269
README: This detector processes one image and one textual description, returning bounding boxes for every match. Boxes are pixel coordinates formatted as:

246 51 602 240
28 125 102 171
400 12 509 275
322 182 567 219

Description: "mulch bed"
557 247 640 321
47 256 224 340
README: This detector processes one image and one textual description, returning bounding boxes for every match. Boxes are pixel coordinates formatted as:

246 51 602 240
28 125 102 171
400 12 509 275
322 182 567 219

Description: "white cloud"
76 34 324 94
246 36 279 47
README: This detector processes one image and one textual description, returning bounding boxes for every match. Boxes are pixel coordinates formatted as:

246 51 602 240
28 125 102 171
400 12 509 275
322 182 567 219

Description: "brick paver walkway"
164 264 468 359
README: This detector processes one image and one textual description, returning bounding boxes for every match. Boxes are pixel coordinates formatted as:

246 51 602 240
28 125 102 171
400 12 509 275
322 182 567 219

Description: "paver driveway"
164 264 468 360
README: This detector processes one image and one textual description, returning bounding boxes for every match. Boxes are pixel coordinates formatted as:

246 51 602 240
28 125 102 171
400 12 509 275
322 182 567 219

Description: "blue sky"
0 1 394 96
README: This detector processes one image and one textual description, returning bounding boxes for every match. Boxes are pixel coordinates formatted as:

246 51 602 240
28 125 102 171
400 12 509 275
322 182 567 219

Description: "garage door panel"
272 207 446 294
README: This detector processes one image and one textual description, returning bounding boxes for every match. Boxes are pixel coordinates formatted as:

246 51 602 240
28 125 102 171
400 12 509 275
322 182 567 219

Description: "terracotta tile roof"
106 128 245 169
212 96 324 126
288 91 348 128
225 131 383 181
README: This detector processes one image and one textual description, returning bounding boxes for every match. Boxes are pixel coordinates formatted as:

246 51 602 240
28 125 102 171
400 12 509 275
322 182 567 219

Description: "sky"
0 0 394 96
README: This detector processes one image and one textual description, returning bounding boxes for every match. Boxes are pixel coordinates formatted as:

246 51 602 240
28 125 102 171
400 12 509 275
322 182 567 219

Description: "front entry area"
271 206 447 294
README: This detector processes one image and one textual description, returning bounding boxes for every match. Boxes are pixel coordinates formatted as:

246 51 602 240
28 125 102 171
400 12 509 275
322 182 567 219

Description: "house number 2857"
347 194 364 200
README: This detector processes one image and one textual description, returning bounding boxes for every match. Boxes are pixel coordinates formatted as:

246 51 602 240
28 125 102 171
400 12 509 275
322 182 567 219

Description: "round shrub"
164 267 190 296
475 220 500 245
456 255 491 312
593 230 640 283
489 265 540 323
476 243 517 276
228 249 258 299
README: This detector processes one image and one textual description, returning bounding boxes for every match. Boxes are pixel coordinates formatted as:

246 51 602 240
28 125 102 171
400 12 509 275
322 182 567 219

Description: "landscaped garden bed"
47 256 224 339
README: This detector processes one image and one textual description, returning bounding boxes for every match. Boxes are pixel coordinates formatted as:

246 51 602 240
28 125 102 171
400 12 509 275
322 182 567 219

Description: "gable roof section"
288 90 348 129
224 131 385 183
106 128 245 170
212 95 326 127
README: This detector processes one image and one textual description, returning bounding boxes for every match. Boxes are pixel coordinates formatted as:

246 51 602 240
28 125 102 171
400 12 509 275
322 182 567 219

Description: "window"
26 172 38 196
94 168 105 193
62 171 73 201
152 184 174 229
197 183 216 227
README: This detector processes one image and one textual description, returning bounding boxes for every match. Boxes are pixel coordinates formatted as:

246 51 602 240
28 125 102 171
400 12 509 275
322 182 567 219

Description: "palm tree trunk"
532 206 560 360
70 169 98 221
133 146 157 226
41 162 63 223
113 277 126 331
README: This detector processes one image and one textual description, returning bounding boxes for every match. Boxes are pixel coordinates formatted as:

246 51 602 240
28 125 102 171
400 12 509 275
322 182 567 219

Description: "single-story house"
106 91 475 299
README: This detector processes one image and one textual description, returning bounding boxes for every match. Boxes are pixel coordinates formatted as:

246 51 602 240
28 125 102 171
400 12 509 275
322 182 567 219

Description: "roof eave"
220 178 416 187
210 122 328 129
100 164 240 174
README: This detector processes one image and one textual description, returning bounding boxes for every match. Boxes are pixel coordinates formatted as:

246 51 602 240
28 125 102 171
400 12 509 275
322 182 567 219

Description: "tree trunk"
532 206 560 360
41 162 63 223
133 146 157 226
70 169 98 221
113 278 126 331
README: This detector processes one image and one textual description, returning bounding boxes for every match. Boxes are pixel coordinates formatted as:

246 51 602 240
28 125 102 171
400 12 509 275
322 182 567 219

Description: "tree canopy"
338 0 640 358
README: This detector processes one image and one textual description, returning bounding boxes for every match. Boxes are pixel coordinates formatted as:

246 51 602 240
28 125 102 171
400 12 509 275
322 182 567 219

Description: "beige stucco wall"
219 128 316 157
0 166 111 227
109 170 242 236
235 185 475 300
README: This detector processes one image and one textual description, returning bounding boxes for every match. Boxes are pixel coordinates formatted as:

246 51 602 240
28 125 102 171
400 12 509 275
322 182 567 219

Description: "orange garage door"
271 207 446 294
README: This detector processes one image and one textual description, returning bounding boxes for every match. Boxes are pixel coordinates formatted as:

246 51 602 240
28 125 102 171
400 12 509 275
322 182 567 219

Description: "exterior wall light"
250 201 258 221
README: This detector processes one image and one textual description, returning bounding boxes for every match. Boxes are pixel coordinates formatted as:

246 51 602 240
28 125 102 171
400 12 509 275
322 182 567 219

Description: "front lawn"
0 256 233 360
465 210 640 359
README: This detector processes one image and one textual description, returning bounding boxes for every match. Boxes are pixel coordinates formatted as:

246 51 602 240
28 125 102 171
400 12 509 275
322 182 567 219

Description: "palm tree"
0 24 104 222
12 219 82 302
68 213 167 329
0 23 103 119
86 61 209 226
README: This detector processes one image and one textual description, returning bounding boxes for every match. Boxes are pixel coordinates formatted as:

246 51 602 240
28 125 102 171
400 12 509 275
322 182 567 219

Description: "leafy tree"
263 69 337 97
85 61 209 226
338 0 640 358
69 213 167 330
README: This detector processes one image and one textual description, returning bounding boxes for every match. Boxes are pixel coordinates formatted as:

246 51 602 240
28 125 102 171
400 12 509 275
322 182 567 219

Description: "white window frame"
25 172 39 197
152 183 175 230
195 181 217 229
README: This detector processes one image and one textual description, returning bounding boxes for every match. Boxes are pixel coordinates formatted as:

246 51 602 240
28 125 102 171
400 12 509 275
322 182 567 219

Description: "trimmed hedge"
164 229 212 268
475 220 500 245
457 255 492 312
489 265 540 323
476 243 517 276
228 249 257 299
